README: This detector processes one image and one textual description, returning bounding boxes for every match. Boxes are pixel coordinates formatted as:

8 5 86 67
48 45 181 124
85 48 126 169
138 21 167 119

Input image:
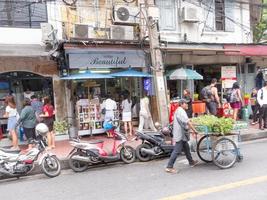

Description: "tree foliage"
253 0 267 43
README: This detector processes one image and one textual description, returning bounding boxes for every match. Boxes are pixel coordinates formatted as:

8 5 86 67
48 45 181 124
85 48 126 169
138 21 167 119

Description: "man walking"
201 78 221 115
257 81 267 130
165 99 198 174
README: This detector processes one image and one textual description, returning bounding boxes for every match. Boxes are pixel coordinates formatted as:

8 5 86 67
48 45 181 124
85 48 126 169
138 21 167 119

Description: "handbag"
101 108 106 115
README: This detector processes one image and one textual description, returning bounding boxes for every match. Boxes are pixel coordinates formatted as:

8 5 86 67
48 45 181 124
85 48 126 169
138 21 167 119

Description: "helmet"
103 121 113 131
154 122 162 130
162 126 171 136
35 123 49 136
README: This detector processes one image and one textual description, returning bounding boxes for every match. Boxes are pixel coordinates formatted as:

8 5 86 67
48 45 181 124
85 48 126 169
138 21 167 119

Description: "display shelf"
77 99 119 136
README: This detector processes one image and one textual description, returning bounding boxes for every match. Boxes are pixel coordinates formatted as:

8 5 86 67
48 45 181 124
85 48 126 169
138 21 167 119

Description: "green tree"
253 0 267 43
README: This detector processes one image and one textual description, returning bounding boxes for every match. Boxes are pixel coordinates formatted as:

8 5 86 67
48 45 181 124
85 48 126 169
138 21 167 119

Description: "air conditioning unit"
41 23 54 43
113 5 140 25
181 7 199 23
73 24 90 38
110 25 134 40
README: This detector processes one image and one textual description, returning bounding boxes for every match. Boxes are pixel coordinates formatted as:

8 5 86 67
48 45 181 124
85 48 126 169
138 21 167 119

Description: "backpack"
200 86 212 100
228 89 239 103
226 89 232 103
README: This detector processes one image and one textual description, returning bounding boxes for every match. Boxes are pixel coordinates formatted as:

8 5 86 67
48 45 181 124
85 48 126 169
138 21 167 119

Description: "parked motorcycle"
0 123 61 178
68 122 136 172
135 123 173 162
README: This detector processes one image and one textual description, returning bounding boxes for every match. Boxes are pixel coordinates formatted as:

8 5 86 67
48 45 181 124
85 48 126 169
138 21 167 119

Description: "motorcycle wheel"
120 146 136 164
41 155 61 178
68 151 88 172
135 143 153 162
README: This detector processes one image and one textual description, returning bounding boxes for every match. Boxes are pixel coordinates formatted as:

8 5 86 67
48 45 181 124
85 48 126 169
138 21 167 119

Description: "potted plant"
53 120 70 135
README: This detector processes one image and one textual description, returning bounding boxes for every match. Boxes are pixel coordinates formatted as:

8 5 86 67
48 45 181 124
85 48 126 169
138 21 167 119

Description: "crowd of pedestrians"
3 93 55 150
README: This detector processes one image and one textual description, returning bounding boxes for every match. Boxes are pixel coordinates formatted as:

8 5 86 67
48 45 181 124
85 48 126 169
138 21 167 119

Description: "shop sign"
221 66 236 79
67 49 146 69
221 66 237 88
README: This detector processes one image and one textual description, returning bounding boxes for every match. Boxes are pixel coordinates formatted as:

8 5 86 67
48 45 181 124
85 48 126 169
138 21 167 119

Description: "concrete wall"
0 57 66 120
158 0 252 43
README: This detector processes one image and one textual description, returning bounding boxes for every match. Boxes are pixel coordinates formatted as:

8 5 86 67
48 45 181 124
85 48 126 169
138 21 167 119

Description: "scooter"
68 125 136 172
135 124 174 162
0 123 61 178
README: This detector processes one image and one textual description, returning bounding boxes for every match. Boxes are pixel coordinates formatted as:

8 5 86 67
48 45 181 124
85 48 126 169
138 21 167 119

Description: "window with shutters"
203 0 234 32
215 0 225 31
155 0 176 31
0 0 47 28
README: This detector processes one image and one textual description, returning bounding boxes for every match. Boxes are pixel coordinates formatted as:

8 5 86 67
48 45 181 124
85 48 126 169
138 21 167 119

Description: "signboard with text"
221 66 237 88
67 49 146 69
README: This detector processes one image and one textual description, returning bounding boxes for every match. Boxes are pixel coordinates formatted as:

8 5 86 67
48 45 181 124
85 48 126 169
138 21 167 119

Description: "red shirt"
43 104 54 117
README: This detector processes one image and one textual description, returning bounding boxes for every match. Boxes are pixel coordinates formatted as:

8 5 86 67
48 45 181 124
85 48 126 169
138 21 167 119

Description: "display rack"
77 99 120 136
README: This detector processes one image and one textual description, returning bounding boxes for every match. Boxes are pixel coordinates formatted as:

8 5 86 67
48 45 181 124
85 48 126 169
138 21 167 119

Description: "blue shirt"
31 100 43 114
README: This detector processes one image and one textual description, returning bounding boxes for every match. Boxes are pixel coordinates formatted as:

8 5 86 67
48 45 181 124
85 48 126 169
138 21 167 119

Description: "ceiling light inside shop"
91 69 111 74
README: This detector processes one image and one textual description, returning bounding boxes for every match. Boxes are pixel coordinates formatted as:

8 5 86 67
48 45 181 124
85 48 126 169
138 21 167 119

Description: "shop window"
0 1 47 28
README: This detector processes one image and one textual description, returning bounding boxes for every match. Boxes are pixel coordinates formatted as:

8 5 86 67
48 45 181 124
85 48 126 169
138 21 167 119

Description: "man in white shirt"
104 95 117 121
257 81 267 130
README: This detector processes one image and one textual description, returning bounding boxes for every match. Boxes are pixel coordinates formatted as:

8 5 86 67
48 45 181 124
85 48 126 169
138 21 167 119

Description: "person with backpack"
229 82 243 121
257 81 267 130
201 78 221 115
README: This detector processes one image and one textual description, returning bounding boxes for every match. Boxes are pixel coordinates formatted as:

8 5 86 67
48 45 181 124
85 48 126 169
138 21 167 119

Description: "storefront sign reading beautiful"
67 49 146 69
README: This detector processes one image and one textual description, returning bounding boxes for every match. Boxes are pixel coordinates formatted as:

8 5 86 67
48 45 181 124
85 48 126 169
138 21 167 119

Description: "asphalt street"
0 139 267 200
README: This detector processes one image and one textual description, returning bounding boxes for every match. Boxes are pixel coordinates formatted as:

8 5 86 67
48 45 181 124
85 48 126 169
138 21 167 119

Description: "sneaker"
189 160 199 167
165 168 179 174
251 122 256 125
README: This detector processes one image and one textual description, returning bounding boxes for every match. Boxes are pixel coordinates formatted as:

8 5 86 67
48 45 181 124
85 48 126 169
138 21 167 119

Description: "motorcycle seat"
87 140 104 144
0 147 21 154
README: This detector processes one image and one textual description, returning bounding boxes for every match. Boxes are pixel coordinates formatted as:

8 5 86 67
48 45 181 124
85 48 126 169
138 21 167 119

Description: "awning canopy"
224 45 267 56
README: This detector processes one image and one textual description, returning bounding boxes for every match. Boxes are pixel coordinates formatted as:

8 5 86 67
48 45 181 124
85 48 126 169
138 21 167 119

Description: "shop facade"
0 45 67 138
160 43 267 119
62 44 151 136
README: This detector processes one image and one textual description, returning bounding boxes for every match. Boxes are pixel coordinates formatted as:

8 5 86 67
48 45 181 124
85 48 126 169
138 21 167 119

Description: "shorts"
122 112 132 122
7 116 17 131
43 117 54 132
230 102 241 109
23 127 36 144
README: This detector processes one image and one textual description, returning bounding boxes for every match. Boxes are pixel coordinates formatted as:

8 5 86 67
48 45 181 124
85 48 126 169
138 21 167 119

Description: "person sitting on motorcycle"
165 99 199 174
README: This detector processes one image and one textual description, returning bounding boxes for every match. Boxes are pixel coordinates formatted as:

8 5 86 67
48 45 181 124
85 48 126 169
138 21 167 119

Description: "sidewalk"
0 123 267 177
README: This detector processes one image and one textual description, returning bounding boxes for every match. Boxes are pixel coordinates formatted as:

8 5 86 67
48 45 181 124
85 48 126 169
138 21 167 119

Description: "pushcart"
195 123 245 169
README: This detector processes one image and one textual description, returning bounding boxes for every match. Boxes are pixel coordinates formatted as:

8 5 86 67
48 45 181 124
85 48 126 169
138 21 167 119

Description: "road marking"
161 175 267 200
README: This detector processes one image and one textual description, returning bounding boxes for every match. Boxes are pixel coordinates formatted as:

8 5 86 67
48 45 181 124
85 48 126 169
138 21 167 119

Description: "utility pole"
144 0 169 126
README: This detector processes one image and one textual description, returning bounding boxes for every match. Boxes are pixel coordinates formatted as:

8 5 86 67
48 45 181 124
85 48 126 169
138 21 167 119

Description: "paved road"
1 139 267 200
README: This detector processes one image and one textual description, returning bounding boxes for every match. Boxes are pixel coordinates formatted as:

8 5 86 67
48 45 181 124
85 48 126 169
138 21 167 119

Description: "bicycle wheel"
196 135 213 163
212 137 238 169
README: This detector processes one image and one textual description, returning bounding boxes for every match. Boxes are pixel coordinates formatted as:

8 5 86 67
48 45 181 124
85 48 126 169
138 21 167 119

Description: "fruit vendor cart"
193 116 247 169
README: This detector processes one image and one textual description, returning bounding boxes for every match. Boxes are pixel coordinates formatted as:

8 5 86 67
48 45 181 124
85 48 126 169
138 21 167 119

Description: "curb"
240 130 267 142
1 130 267 180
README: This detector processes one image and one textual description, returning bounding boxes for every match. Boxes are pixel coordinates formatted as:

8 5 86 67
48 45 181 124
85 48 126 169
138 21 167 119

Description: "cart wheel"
196 135 213 163
212 137 238 169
